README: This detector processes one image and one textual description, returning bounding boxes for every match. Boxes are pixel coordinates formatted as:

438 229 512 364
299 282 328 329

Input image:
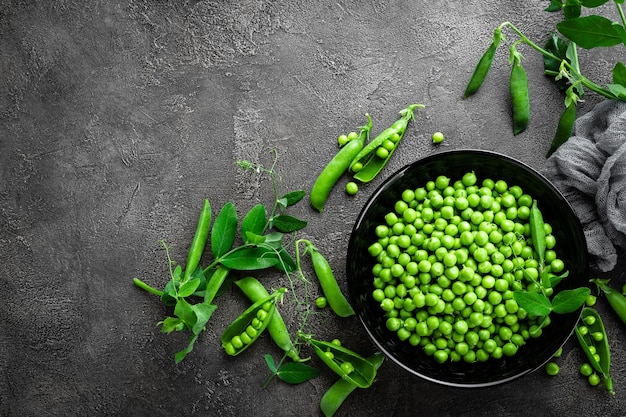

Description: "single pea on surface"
316 296 328 308
545 361 560 376
345 181 359 195
432 131 445 144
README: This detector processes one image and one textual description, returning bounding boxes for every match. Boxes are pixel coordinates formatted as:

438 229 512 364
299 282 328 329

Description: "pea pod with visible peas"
310 114 372 212
234 276 308 362
575 307 614 394
349 103 425 183
509 43 530 136
298 332 377 388
300 240 355 318
221 288 286 356
320 352 385 417
591 278 626 326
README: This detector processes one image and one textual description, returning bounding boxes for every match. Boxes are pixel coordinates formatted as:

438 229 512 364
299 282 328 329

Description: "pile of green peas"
367 172 565 364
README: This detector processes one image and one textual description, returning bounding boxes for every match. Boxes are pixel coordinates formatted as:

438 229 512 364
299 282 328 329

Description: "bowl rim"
346 148 589 388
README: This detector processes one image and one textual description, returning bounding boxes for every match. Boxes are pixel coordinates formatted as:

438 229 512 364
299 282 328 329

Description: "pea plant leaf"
557 15 626 49
271 214 307 233
264 354 320 385
275 362 321 384
241 204 267 244
278 190 306 210
178 277 202 298
544 33 571 91
191 303 218 335
219 246 280 270
513 291 553 316
551 287 591 313
581 0 611 7
608 62 626 98
211 202 238 259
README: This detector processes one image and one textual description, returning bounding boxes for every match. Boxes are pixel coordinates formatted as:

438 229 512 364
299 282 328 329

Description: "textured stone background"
1 1 625 416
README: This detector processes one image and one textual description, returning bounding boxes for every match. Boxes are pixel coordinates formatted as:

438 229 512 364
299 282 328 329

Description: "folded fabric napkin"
542 99 626 272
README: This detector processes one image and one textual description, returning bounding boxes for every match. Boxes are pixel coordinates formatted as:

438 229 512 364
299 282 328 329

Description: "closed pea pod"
319 352 385 417
546 101 576 157
349 104 425 183
234 277 308 362
591 278 626 326
509 44 530 136
304 240 355 317
221 288 286 356
183 199 212 281
310 115 372 212
463 37 500 98
298 332 377 388
575 307 614 394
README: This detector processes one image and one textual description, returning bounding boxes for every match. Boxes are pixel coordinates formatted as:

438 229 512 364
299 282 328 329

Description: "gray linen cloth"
542 100 626 272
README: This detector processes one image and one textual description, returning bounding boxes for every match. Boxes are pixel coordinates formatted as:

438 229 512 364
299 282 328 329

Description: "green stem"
133 278 164 296
616 1 626 31
500 21 619 100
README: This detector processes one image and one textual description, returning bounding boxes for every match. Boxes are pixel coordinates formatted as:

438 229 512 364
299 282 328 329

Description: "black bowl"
346 149 589 387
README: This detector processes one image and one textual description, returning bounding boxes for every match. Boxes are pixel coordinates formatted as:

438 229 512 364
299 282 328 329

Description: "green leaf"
276 362 321 384
278 190 306 209
178 277 201 298
191 303 217 335
557 15 626 49
545 0 564 12
513 291 553 316
549 270 570 288
552 287 591 313
241 204 267 243
159 316 184 334
219 246 280 270
271 214 307 233
211 202 238 259
174 298 197 327
264 354 278 374
175 334 199 363
273 246 297 273
607 83 626 99
244 231 266 245
581 0 610 7
612 61 626 86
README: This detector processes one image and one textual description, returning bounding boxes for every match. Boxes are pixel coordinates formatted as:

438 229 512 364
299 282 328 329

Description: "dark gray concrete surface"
2 1 626 416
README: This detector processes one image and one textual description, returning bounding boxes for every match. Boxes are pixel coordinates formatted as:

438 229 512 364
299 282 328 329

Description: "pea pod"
546 102 576 157
350 104 425 183
310 115 372 212
234 276 308 362
575 307 614 394
529 200 546 265
591 278 626 326
464 42 499 97
305 241 355 318
298 332 377 388
320 352 384 417
509 50 530 136
221 288 286 356
183 199 211 281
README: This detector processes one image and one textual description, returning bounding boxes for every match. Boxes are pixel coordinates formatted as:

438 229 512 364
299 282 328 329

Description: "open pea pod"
221 288 286 356
320 352 384 417
350 103 424 183
298 332 377 388
575 307 614 394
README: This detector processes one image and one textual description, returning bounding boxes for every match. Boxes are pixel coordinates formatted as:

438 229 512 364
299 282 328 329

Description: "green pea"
345 181 359 195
